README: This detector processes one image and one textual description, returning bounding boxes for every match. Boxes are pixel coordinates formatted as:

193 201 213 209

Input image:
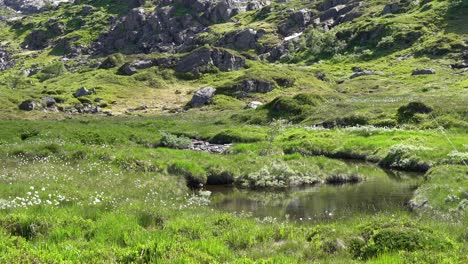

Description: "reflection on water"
206 167 421 221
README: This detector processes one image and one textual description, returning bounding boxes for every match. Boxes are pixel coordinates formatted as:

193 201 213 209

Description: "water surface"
207 166 421 222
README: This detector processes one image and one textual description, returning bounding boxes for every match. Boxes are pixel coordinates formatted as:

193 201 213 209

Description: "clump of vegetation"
350 220 454 260
262 93 324 121
168 160 207 187
210 129 264 144
325 173 363 184
397 102 433 123
36 62 67 82
379 144 431 172
159 132 191 149
237 162 318 188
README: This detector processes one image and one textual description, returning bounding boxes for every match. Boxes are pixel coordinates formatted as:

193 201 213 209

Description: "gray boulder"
73 87 95 98
381 3 401 15
175 47 245 76
350 70 376 79
237 79 275 94
18 99 42 111
2 0 72 14
219 28 259 50
117 63 137 76
412 69 436 75
190 87 216 107
245 101 263 109
131 59 154 69
22 29 49 50
292 9 311 27
42 96 56 107
0 46 13 71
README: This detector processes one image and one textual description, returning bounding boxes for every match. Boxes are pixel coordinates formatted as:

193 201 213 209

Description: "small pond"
206 164 421 222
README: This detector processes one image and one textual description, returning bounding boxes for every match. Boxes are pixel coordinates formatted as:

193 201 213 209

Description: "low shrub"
237 162 319 188
37 62 67 82
159 132 191 149
397 102 433 123
292 93 324 106
325 174 363 184
350 221 453 260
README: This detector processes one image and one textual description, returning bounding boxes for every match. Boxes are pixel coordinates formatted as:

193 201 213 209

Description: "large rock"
18 99 42 111
350 70 376 79
292 9 311 27
117 63 137 76
42 96 56 107
22 29 49 50
0 45 13 71
412 69 436 75
190 87 216 107
381 3 401 15
245 101 263 109
175 47 245 76
235 79 275 95
73 87 95 97
218 28 259 50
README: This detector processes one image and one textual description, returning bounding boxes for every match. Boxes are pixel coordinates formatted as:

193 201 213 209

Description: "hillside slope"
0 0 466 129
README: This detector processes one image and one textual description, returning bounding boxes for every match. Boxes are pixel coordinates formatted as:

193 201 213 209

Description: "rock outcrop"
18 99 42 111
73 87 95 97
190 87 216 107
175 47 245 76
218 28 260 50
95 0 269 54
234 79 275 96
1 0 71 14
0 45 13 71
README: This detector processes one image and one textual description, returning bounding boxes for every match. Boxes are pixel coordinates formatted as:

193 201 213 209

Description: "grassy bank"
0 158 466 263
0 114 466 262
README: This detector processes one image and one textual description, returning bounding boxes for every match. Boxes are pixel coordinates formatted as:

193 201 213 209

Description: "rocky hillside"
0 0 466 127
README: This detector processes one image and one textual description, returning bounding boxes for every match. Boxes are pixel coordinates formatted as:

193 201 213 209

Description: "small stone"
412 69 436 75
245 101 263 109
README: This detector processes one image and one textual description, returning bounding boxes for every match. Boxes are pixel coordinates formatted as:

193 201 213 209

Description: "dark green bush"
397 102 433 123
292 93 324 106
20 129 40 140
37 62 67 82
350 224 453 260
265 97 304 115
159 132 191 149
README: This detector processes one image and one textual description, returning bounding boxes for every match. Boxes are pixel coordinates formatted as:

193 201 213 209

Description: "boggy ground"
0 113 466 263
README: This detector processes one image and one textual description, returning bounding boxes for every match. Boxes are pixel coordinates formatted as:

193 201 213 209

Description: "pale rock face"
95 0 270 54
1 0 72 14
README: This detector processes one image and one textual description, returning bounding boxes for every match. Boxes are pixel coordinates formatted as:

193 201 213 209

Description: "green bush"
237 162 318 188
397 102 433 123
350 222 453 260
168 161 207 187
37 62 67 82
292 93 324 106
159 132 191 149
